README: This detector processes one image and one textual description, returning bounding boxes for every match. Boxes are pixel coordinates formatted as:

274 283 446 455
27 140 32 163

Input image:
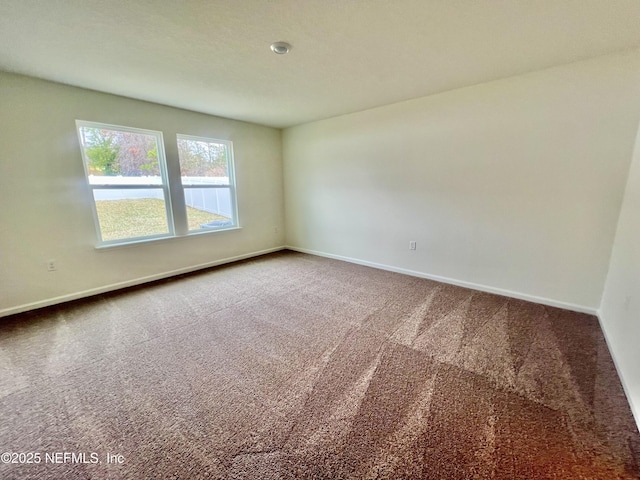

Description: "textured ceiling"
1 0 640 128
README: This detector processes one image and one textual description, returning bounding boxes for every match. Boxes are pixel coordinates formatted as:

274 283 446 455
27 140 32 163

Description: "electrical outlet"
409 241 416 250
47 259 57 271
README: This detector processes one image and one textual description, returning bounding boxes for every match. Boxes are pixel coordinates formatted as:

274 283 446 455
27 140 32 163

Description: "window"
77 122 173 244
76 121 238 246
177 135 238 232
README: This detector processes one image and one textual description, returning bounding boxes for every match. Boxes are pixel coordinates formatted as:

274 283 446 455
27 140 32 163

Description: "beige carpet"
0 250 638 479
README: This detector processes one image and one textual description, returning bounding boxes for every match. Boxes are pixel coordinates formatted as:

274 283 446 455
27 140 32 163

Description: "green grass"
95 198 230 241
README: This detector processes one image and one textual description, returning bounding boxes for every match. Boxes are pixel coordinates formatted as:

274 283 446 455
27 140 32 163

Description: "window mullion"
163 135 189 236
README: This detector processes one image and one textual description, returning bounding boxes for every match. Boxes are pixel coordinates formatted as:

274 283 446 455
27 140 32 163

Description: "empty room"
1 1 640 478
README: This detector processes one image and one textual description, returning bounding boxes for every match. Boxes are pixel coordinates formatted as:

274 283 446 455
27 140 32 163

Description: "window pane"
184 187 234 230
78 126 162 184
177 137 230 185
93 189 170 241
77 121 172 246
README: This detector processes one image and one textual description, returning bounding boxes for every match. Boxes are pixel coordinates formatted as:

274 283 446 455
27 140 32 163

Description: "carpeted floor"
0 250 638 479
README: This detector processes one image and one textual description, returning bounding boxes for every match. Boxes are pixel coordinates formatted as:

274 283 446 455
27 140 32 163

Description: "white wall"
0 72 284 316
283 50 640 311
600 121 640 428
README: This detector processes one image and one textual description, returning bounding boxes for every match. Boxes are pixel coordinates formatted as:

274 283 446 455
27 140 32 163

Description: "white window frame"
76 121 241 247
76 121 175 246
177 134 239 233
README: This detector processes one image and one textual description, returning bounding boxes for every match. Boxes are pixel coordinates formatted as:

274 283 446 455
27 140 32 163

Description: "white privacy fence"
90 176 233 218
183 187 232 218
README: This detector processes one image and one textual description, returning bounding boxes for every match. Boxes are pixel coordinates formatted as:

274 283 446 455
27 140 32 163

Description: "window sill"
95 226 242 250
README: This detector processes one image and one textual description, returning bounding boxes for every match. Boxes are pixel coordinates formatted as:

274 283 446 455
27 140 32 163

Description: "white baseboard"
0 246 286 318
2 243 596 318
596 312 640 432
285 246 598 315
